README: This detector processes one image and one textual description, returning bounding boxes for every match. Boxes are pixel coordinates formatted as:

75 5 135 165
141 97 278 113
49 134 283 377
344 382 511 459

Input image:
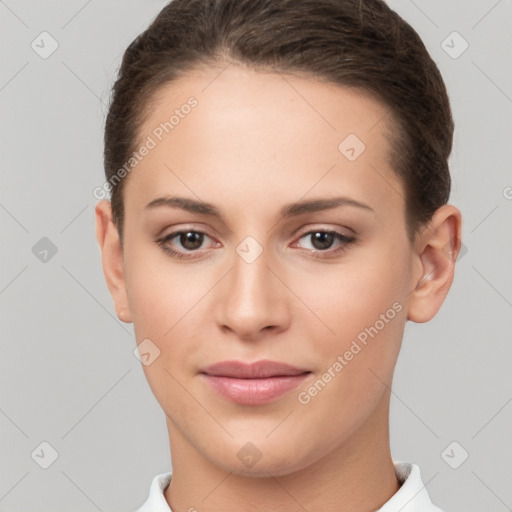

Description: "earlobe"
95 200 133 324
407 204 462 324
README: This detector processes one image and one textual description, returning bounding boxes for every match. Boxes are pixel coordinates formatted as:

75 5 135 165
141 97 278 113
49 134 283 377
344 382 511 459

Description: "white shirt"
135 462 443 512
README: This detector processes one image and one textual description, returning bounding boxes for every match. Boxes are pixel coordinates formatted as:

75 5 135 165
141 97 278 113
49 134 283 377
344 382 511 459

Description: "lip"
200 359 310 378
199 359 312 405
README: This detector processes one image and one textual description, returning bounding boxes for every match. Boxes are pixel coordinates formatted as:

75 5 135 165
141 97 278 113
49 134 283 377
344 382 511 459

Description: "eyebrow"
144 195 375 222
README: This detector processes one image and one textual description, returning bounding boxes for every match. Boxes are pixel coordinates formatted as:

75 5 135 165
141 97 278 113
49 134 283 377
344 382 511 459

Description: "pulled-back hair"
104 0 453 245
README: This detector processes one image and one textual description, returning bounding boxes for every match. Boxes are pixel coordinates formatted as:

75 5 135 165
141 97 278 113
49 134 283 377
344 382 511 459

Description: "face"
103 63 427 476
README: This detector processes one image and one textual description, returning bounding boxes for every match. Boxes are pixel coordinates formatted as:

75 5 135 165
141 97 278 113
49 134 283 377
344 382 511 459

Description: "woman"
95 0 462 510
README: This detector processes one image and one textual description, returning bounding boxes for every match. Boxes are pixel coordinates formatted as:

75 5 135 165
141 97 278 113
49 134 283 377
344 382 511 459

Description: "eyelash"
156 228 356 260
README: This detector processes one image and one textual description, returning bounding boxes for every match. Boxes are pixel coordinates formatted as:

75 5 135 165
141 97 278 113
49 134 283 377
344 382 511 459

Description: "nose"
215 245 290 341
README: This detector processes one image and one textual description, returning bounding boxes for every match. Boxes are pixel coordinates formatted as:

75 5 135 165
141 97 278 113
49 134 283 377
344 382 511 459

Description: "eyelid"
292 223 357 239
158 223 216 240
161 229 218 247
155 226 220 258
159 223 354 243
291 228 355 248
156 223 357 260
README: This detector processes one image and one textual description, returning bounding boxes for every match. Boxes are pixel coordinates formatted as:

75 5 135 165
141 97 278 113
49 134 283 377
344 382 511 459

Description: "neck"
164 395 400 512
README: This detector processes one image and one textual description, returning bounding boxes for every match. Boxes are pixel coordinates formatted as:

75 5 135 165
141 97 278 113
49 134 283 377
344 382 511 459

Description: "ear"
407 204 462 323
95 200 133 323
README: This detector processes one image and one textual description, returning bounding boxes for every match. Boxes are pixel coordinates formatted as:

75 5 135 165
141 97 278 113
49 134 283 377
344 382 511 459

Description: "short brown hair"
104 0 453 245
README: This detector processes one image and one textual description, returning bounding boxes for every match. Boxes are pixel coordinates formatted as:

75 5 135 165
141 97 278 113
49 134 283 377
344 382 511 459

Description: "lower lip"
201 373 311 405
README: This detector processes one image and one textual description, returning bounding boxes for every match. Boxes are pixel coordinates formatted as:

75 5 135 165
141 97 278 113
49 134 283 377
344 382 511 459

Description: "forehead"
125 63 404 222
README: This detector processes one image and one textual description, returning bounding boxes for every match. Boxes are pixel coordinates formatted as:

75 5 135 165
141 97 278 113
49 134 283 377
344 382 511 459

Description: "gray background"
1 1 511 511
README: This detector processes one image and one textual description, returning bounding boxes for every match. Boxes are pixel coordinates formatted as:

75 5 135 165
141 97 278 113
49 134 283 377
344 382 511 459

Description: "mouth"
199 359 312 405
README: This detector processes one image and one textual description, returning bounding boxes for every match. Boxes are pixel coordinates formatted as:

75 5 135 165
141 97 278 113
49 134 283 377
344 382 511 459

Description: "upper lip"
200 359 310 378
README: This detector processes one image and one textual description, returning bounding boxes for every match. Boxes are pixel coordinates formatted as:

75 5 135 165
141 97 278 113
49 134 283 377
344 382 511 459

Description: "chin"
205 438 316 478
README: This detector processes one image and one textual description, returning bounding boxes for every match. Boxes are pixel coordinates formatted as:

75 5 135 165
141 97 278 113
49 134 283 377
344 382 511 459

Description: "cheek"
124 239 198 332
124 255 197 410
289 238 410 411
293 269 406 437
293 254 407 352
123 243 213 381
123 244 182 364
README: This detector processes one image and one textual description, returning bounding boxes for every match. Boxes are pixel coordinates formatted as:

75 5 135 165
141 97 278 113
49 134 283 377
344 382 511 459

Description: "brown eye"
309 231 335 250
294 229 356 259
178 231 204 250
156 230 216 260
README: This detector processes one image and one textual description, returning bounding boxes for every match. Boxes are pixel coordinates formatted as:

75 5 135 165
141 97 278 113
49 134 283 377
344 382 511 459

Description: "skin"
95 61 462 512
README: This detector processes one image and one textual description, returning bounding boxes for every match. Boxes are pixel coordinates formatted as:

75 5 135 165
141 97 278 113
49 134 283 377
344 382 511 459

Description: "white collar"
135 462 443 512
